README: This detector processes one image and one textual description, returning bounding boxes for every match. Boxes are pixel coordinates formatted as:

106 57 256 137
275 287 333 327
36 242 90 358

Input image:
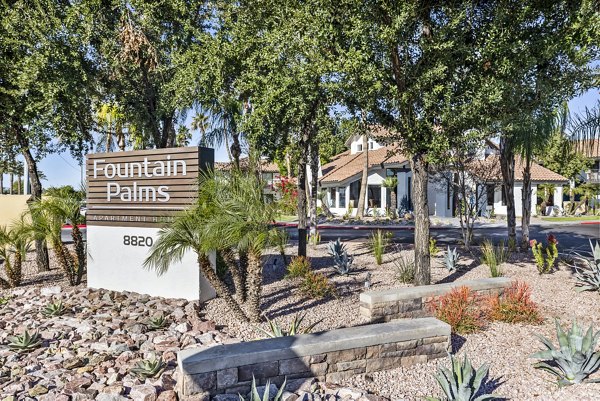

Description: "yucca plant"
42 300 66 317
256 312 320 338
8 330 42 353
131 356 165 378
445 246 460 272
369 230 391 265
241 376 287 401
392 247 415 284
481 240 508 278
570 240 600 293
531 319 600 387
426 354 496 401
0 217 33 288
273 228 289 266
327 238 354 275
146 315 168 330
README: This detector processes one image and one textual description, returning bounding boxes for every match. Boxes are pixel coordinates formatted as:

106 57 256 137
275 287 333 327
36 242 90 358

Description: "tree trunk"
198 254 248 321
521 159 532 251
246 250 263 323
390 188 397 218
357 134 368 218
285 151 292 177
220 248 246 303
410 153 431 285
9 173 13 195
309 143 319 239
15 129 50 272
17 175 21 194
72 224 86 285
499 136 517 249
0 174 3 194
231 134 242 170
297 133 309 257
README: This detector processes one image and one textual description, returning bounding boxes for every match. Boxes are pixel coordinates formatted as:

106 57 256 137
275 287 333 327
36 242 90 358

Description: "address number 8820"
123 235 153 247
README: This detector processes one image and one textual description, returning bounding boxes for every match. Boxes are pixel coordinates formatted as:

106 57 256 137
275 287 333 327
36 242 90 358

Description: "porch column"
381 186 387 210
553 185 563 211
531 185 538 216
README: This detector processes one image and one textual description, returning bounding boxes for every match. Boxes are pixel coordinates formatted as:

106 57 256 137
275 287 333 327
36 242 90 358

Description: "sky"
3 88 599 190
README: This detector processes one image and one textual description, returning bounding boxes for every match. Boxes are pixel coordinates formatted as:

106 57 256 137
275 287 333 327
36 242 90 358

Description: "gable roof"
214 157 280 173
320 145 408 184
483 155 568 183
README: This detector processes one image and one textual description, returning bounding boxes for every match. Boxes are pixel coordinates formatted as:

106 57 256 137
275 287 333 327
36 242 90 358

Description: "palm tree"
0 216 32 288
30 196 85 286
96 103 126 152
381 176 398 218
200 98 245 168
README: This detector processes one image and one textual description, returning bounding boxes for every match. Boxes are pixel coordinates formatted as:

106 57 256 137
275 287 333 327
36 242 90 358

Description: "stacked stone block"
177 318 450 398
360 278 512 322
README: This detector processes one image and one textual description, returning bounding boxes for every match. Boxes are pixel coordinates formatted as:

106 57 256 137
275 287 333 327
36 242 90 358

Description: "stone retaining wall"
177 318 450 399
360 277 512 322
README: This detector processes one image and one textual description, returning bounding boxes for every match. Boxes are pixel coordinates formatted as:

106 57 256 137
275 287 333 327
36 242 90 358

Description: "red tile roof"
320 145 407 184
483 155 568 183
214 157 280 173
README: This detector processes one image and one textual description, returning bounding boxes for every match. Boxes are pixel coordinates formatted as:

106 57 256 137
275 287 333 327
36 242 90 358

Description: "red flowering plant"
530 234 559 274
275 176 298 215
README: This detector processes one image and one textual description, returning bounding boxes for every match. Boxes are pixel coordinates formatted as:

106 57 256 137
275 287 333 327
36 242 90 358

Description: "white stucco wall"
87 225 215 301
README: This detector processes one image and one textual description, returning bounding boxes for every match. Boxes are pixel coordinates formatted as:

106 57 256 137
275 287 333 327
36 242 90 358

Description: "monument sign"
86 147 215 301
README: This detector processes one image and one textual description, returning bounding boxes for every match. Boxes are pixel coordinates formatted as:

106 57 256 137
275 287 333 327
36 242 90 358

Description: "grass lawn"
541 215 600 222
275 214 298 222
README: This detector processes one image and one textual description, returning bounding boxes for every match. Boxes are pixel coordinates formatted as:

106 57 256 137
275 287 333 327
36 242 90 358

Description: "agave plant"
327 238 354 275
42 300 66 317
8 330 42 353
426 354 496 401
255 313 320 338
445 246 460 272
531 319 600 386
146 315 168 330
131 356 165 378
240 376 287 401
570 240 600 293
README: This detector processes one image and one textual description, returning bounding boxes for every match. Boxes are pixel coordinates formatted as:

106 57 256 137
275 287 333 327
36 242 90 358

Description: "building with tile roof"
318 129 569 218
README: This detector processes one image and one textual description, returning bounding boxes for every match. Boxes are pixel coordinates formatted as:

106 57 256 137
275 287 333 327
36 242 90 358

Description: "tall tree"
94 0 212 149
0 1 97 271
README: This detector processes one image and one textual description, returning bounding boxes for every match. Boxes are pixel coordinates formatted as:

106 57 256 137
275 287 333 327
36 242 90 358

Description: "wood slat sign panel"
86 147 209 227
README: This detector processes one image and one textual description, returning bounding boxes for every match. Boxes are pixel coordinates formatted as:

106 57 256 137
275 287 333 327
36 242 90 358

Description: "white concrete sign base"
87 225 215 301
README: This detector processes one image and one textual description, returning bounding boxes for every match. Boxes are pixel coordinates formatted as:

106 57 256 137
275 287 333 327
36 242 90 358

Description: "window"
356 144 363 152
368 185 382 208
447 183 451 210
261 172 273 182
329 187 336 207
368 141 374 150
386 169 396 177
338 187 346 208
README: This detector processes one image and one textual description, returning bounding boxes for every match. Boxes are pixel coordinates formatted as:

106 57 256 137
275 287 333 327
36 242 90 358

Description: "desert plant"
426 354 497 401
30 196 85 286
241 376 287 401
0 217 33 288
8 330 42 353
327 238 354 275
369 230 391 265
481 240 508 278
530 234 559 274
255 312 319 338
131 356 165 378
431 287 485 334
285 256 311 279
531 320 600 386
146 315 168 330
444 246 460 272
485 281 542 324
0 296 9 306
42 300 66 317
569 240 600 292
300 271 335 299
430 237 440 256
381 177 399 218
393 249 415 284
272 229 289 266
308 231 321 246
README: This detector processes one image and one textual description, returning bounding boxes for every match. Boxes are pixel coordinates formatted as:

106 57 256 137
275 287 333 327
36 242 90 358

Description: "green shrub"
285 256 311 279
429 237 440 257
530 234 559 274
426 354 496 401
369 230 391 265
393 249 415 284
481 240 508 278
531 320 600 386
300 271 335 299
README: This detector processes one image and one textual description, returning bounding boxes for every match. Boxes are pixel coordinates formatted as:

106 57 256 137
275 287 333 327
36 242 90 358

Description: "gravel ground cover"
204 241 600 401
